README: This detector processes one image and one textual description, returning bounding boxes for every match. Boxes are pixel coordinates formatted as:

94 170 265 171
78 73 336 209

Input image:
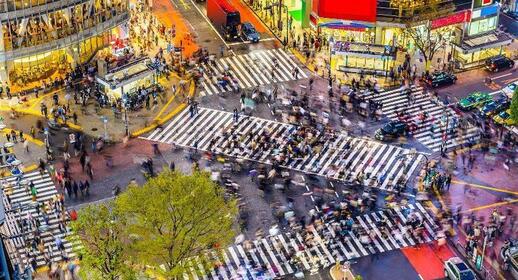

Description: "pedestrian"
71 180 78 198
72 112 78 125
65 181 72 198
86 162 93 180
169 161 175 171
445 174 452 191
79 152 86 171
30 181 37 201
30 126 35 139
83 180 90 196
19 130 24 141
79 181 85 198
23 139 29 153
10 130 17 143
5 133 10 142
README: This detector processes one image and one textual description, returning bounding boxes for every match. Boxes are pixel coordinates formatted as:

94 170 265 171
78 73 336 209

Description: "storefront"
3 28 120 88
452 1 513 68
332 41 396 75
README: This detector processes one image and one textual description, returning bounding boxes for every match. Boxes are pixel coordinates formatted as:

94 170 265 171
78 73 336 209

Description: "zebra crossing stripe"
186 204 439 279
199 49 307 97
362 86 480 152
1 171 74 268
144 107 424 191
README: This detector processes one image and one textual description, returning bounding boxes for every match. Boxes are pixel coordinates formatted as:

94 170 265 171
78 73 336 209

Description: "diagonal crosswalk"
184 202 439 279
0 171 75 269
199 49 308 97
361 86 480 152
144 107 424 191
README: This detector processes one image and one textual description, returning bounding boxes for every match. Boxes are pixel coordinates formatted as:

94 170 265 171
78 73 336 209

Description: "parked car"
502 81 517 99
478 97 509 117
425 71 457 88
457 92 492 111
444 257 476 280
500 240 518 280
493 109 517 126
375 120 416 141
485 55 515 72
240 22 260 43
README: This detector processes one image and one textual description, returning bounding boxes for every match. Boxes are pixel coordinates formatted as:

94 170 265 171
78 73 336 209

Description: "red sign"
316 0 377 23
482 0 492 5
431 10 471 29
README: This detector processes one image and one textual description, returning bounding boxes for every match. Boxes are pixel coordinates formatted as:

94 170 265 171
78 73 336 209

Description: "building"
283 0 512 73
451 0 514 68
0 0 130 90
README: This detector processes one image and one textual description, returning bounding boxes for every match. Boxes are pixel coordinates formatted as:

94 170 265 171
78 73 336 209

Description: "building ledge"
453 31 514 54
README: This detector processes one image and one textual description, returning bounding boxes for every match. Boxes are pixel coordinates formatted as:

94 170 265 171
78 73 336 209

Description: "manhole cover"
204 39 211 43
91 128 98 131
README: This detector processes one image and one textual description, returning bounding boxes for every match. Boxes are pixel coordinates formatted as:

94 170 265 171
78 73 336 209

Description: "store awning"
453 31 514 54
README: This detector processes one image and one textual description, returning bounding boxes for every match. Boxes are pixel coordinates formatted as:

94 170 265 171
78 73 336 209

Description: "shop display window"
468 16 497 36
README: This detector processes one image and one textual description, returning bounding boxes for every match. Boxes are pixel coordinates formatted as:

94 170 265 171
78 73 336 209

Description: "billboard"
316 0 377 22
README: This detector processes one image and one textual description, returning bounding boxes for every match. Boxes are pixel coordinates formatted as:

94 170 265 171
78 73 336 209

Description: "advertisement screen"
317 0 377 22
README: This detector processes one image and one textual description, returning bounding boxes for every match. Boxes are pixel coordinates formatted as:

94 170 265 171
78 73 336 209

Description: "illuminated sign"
431 10 471 29
315 0 377 23
473 0 493 8
471 3 498 20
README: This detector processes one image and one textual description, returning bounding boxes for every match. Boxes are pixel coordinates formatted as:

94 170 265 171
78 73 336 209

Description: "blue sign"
479 4 498 17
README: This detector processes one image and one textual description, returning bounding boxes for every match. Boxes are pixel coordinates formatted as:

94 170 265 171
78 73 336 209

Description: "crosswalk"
184 202 439 279
361 86 480 152
0 171 74 269
199 49 308 97
144 107 424 191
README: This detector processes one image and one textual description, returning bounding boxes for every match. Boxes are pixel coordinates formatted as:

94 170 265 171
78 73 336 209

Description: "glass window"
468 16 497 36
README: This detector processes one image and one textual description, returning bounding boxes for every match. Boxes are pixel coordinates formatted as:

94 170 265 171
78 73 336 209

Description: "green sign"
476 254 483 270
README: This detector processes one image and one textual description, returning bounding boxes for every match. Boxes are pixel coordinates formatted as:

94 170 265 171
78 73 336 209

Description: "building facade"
285 0 512 72
0 0 129 88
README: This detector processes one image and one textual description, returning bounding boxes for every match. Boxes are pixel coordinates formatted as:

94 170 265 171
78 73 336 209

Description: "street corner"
402 243 456 280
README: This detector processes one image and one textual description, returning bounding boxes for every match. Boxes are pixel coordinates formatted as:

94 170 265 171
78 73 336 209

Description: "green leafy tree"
510 87 518 123
115 170 238 278
70 203 135 280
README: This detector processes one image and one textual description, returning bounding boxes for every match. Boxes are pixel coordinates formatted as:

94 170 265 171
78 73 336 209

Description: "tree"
70 203 135 280
510 88 518 123
394 0 455 71
115 170 238 278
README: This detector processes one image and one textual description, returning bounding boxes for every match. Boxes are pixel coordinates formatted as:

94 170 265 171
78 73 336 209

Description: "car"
425 71 457 88
478 97 509 117
485 55 515 72
493 109 517 126
240 22 260 43
444 257 476 280
374 120 416 141
457 92 492 111
502 81 517 99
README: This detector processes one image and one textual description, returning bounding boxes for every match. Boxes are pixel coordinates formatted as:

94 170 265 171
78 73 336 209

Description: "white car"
444 257 477 280
502 81 518 99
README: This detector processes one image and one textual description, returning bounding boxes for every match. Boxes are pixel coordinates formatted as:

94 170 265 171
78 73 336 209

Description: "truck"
206 0 241 41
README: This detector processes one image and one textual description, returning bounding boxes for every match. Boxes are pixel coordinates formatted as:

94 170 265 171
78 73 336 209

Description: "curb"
130 79 195 137
0 128 44 146
0 163 38 178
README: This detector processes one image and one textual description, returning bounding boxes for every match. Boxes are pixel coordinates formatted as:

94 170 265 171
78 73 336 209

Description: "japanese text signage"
431 10 471 29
